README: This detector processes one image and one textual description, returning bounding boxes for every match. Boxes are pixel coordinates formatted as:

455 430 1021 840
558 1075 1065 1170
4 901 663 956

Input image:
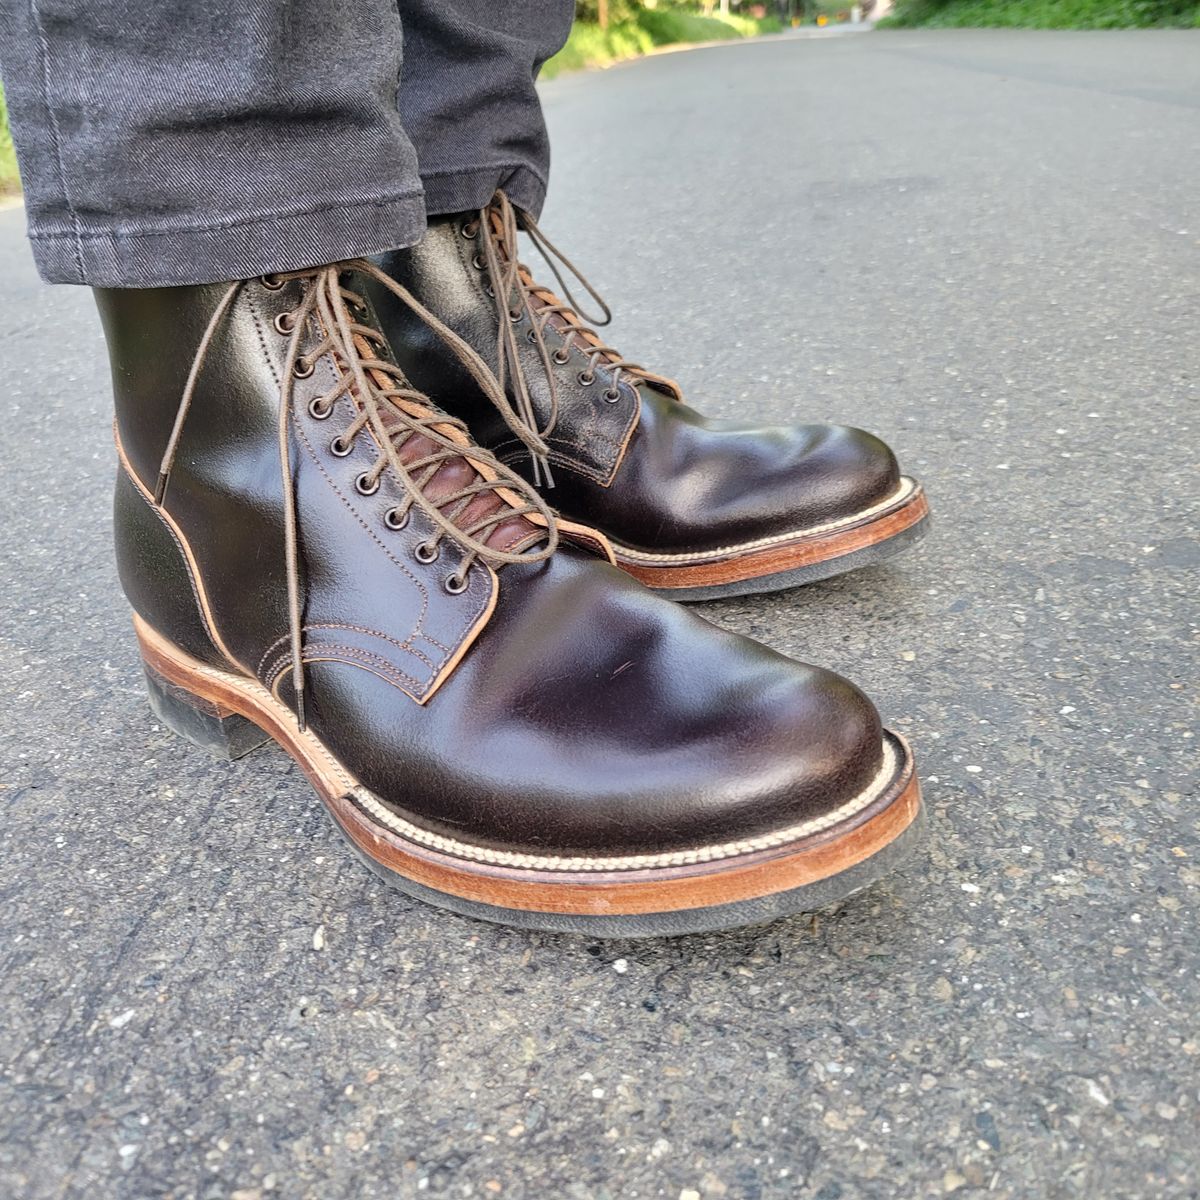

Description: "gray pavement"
2 28 1198 1200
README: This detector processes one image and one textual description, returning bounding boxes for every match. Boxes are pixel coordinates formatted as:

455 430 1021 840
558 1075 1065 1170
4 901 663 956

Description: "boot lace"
464 191 682 487
153 260 560 730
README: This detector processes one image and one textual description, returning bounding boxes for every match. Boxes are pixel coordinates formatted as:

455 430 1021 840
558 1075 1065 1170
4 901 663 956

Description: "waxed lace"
154 260 559 729
466 191 681 487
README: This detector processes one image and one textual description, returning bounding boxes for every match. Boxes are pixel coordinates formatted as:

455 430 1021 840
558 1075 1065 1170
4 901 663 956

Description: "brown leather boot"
372 192 930 600
98 262 922 936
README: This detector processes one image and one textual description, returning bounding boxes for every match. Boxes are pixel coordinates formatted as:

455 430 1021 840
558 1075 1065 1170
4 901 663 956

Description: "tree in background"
575 0 639 26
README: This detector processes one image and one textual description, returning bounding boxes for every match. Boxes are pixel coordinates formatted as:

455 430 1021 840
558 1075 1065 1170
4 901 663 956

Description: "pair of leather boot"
101 195 929 936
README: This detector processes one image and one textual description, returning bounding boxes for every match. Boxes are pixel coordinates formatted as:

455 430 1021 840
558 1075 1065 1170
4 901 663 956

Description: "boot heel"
142 660 271 761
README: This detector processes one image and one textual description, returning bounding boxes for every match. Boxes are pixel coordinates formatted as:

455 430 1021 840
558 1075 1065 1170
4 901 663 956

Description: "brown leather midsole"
613 482 929 591
135 614 921 916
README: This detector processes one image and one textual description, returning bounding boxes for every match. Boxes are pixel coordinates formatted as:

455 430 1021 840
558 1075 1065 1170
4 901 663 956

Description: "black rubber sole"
646 512 932 602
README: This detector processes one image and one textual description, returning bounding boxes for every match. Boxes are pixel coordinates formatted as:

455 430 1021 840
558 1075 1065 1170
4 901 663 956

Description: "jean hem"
28 191 430 287
420 163 548 221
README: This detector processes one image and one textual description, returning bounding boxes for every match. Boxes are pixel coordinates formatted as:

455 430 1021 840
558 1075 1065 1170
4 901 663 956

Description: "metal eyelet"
384 507 409 531
578 371 596 387
526 329 539 345
472 254 485 270
293 357 315 379
509 309 523 324
273 311 296 335
261 274 284 290
443 572 468 595
603 387 621 404
308 398 332 420
552 349 570 365
414 541 440 564
355 472 380 496
461 222 479 240
329 436 354 457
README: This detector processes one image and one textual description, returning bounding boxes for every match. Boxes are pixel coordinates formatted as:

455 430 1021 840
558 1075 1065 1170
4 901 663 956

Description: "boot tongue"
376 405 545 556
356 340 544 558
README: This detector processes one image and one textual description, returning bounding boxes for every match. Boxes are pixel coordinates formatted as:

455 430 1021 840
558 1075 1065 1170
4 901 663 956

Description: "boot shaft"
96 272 507 700
97 282 285 494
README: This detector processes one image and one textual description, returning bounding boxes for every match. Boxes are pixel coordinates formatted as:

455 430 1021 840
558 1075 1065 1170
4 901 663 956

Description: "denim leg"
0 0 428 286
396 0 576 220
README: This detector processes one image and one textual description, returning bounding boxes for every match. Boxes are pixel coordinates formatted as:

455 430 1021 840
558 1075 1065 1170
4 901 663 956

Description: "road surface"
1 28 1197 1200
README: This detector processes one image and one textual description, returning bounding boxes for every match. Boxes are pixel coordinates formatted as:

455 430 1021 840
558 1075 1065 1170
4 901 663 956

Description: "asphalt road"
2 28 1197 1200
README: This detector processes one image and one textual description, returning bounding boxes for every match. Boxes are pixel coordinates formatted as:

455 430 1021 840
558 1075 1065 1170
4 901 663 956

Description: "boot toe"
729 656 888 839
782 423 903 527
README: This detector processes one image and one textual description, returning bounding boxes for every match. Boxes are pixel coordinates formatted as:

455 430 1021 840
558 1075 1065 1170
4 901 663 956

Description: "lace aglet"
295 687 307 734
153 471 170 506
531 453 554 490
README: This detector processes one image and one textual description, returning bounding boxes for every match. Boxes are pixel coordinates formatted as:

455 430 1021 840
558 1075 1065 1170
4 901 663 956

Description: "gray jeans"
0 0 573 287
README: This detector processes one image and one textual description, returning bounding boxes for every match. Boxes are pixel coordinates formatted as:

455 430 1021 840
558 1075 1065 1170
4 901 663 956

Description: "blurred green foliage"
542 22 656 78
544 6 782 80
638 8 780 39
881 0 1199 25
0 85 20 196
574 0 642 22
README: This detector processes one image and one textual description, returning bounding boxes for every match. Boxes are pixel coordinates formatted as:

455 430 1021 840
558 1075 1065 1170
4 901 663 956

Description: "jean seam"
29 189 426 242
420 161 548 186
30 0 85 281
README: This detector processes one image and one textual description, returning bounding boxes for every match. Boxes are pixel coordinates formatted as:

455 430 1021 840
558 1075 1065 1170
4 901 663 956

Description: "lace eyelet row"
520 336 622 402
409 533 465 593
360 462 473 591
270 307 314 378
322 454 468 592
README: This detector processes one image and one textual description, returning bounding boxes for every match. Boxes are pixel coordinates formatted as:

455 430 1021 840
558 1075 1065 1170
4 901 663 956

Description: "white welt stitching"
351 739 900 872
612 478 919 564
